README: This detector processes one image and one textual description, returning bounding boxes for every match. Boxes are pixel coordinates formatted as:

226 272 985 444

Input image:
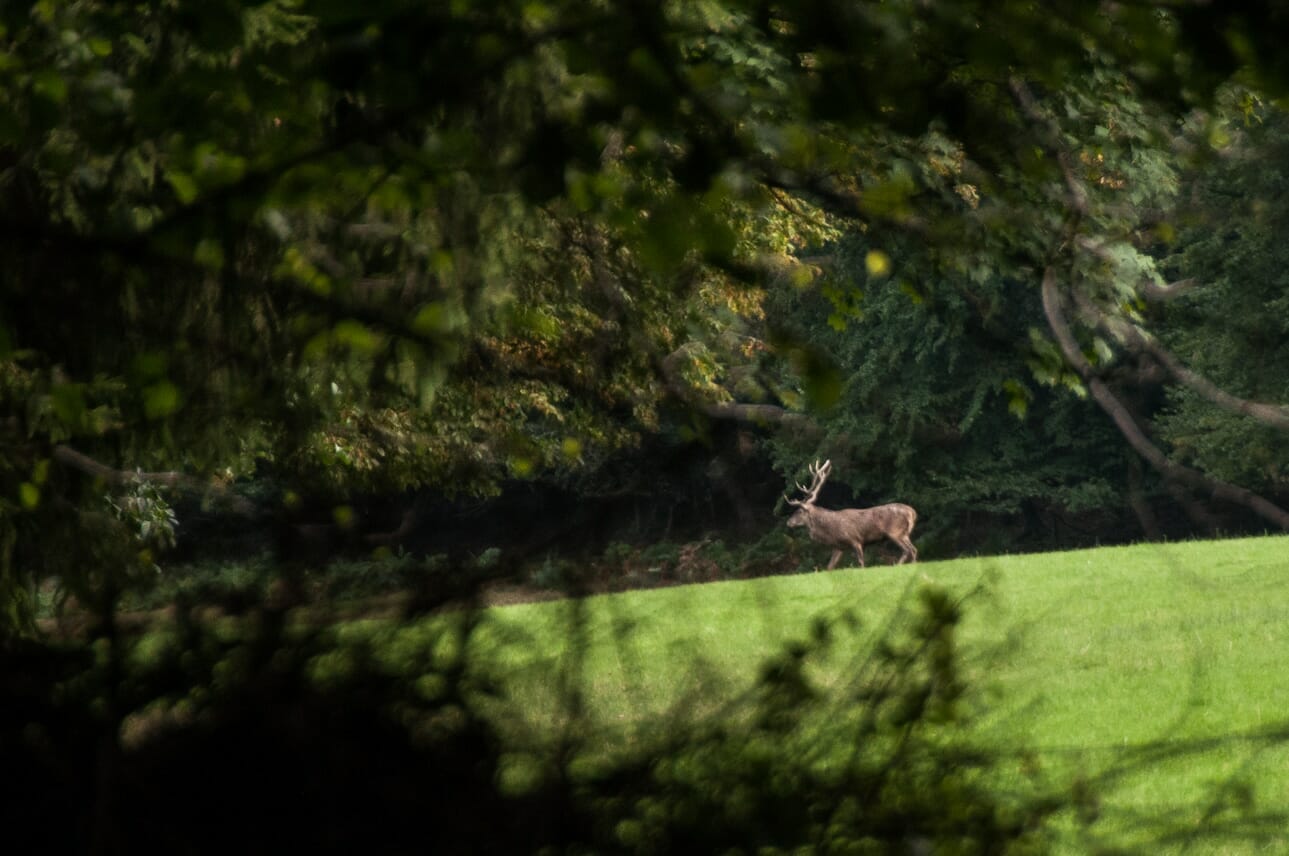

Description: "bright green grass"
455 535 1289 851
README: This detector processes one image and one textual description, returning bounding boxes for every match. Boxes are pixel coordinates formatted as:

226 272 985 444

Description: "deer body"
784 460 918 569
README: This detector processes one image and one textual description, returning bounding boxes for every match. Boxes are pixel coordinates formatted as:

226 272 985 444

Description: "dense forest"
5 1 1289 851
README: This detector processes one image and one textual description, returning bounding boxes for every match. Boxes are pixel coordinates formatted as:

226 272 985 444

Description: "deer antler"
786 459 831 506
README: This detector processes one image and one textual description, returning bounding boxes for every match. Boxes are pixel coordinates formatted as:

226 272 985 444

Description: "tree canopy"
10 3 1289 852
5 2 1289 628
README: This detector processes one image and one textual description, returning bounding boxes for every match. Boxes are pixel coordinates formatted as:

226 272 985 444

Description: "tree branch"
1073 236 1199 302
1138 277 1199 301
1009 78 1090 215
658 350 818 432
1011 79 1289 528
52 445 259 517
1073 291 1289 430
1040 268 1289 530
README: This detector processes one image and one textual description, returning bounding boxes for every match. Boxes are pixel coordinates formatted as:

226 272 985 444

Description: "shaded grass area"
18 536 1289 851
445 535 1289 851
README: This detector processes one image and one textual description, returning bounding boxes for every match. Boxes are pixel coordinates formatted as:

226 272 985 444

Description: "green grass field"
440 535 1289 851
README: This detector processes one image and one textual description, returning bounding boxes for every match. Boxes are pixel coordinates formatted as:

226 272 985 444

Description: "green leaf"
194 238 225 270
796 349 842 412
789 264 816 289
50 383 86 428
412 302 452 336
143 381 182 419
638 203 694 271
1092 337 1115 365
32 71 67 104
898 281 923 304
165 171 200 205
332 320 382 355
131 351 168 380
861 169 916 218
18 482 39 510
1003 380 1031 420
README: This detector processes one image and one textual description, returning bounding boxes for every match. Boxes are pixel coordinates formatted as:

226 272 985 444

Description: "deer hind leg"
853 542 865 568
826 549 843 570
896 536 917 564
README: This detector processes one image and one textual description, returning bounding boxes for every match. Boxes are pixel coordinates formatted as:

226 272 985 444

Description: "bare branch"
1040 268 1289 530
52 445 259 517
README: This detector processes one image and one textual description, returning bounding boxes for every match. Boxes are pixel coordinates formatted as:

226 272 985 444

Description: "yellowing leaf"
19 482 39 509
865 250 891 278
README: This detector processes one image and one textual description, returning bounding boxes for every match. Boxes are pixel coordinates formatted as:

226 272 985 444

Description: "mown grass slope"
456 535 1289 851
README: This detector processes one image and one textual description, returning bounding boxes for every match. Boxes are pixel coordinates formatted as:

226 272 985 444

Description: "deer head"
784 459 832 527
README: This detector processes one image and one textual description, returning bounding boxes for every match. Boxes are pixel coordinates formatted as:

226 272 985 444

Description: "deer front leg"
826 549 843 570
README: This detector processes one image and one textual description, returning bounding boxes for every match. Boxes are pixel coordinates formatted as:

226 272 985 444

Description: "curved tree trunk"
1041 268 1289 531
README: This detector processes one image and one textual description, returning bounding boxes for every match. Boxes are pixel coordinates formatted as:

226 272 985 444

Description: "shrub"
0 581 1074 853
311 551 436 601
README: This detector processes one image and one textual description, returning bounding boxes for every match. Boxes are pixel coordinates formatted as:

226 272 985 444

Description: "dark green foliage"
763 233 1132 553
4 0 1289 627
0 586 1064 855
586 590 1032 856
6 1 1289 849
1155 104 1289 494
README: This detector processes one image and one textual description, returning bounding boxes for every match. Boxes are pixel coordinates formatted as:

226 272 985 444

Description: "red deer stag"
784 460 918 569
